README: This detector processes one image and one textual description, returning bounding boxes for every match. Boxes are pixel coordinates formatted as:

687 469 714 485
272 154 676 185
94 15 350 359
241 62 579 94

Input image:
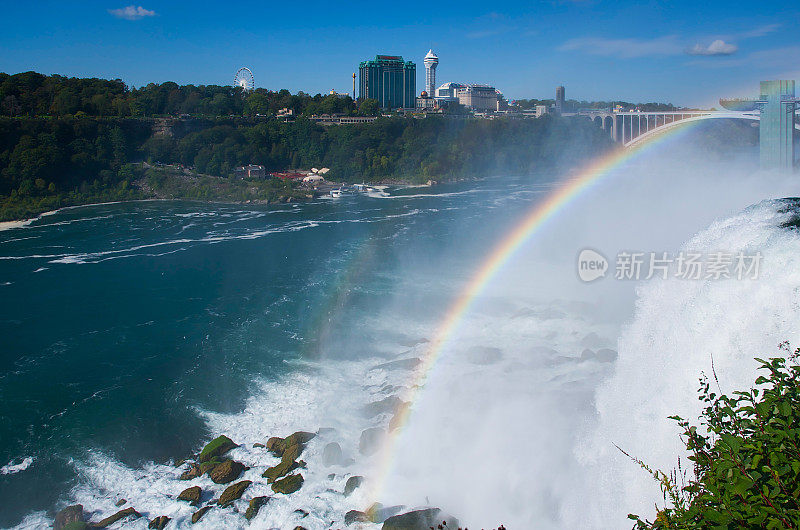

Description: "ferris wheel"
234 67 255 92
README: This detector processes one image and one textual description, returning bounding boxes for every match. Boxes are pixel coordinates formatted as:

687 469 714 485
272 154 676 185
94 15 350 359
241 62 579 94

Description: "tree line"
0 71 370 119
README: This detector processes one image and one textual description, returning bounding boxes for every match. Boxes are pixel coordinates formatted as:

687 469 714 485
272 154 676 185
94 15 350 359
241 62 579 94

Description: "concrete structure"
424 50 439 98
759 80 796 170
535 105 549 118
555 86 565 114
456 84 501 111
581 80 799 171
309 114 379 125
358 55 416 109
234 164 265 179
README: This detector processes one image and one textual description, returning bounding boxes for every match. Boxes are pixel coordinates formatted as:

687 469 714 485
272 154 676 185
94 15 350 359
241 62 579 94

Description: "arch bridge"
581 109 775 148
577 79 799 171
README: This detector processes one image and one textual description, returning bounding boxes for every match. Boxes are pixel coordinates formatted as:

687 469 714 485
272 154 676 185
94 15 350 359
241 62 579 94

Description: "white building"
435 82 464 99
456 84 501 111
423 50 439 97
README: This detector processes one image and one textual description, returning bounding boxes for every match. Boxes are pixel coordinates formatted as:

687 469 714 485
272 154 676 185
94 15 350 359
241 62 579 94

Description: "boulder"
284 431 315 447
388 403 411 432
217 480 252 507
191 506 212 524
114 499 126 507
345 510 369 525
294 509 309 517
362 396 403 418
253 443 265 448
373 358 422 371
209 460 246 484
177 485 202 505
322 442 343 466
282 442 303 463
179 463 201 480
366 503 405 523
90 507 140 528
199 457 224 475
596 348 619 362
198 435 237 463
265 436 286 456
244 496 269 521
271 473 304 494
359 427 385 456
344 475 363 496
62 523 90 530
266 431 314 459
54 505 84 530
148 516 170 529
381 508 459 530
262 458 297 483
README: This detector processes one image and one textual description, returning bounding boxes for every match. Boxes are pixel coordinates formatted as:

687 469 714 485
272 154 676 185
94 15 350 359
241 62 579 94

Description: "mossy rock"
262 458 297 482
284 431 315 447
344 475 364 496
281 442 303 463
217 480 252 507
265 436 286 456
244 496 270 520
90 507 140 528
198 435 237 463
62 523 90 530
191 506 212 524
177 485 201 505
199 457 224 475
271 473 304 495
209 460 246 484
148 516 170 529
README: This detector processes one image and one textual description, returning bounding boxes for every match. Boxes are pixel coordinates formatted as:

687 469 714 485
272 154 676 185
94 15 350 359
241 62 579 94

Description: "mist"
365 131 799 528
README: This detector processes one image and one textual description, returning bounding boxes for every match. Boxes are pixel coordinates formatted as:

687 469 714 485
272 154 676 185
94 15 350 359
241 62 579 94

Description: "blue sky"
0 0 797 107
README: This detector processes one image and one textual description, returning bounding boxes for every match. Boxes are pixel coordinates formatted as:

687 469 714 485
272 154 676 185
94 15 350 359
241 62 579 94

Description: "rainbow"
370 117 703 500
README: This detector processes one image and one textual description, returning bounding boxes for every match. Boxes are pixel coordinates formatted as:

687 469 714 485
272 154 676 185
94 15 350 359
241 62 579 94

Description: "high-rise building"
555 85 565 114
358 55 416 109
759 80 795 170
424 50 438 97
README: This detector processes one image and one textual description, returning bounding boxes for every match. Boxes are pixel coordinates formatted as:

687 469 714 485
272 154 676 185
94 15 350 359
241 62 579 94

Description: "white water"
16 156 800 529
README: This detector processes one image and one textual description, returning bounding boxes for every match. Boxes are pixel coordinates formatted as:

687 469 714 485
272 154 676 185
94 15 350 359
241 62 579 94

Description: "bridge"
572 80 799 170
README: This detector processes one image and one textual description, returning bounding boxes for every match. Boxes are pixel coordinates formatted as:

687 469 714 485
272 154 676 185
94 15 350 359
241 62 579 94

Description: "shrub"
628 344 800 528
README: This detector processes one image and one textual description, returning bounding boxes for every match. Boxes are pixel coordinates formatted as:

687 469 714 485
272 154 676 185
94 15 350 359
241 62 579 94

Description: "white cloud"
108 5 156 20
687 39 738 56
558 36 683 58
738 23 781 39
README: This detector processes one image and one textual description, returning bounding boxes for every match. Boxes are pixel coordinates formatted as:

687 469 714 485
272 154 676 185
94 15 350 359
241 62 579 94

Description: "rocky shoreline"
50 429 465 530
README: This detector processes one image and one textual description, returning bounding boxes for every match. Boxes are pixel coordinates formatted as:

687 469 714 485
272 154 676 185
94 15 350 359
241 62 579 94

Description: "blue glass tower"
358 55 416 109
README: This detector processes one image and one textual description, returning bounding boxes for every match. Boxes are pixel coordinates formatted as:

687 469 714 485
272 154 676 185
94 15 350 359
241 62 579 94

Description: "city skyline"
0 1 797 107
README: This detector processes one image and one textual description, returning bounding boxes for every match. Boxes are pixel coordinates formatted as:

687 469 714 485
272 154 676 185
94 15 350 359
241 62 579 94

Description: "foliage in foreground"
628 345 800 529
